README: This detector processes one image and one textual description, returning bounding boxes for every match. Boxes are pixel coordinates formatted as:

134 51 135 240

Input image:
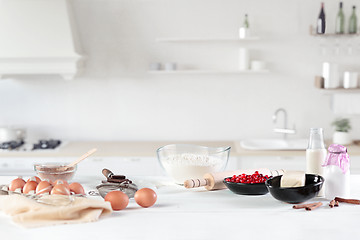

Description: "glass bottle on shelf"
317 2 326 34
335 2 345 34
243 14 249 29
349 6 357 34
239 14 250 39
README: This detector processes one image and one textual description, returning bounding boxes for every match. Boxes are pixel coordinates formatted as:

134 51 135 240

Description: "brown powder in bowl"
34 164 76 182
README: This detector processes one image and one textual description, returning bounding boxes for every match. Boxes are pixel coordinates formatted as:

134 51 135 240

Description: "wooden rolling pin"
184 168 285 191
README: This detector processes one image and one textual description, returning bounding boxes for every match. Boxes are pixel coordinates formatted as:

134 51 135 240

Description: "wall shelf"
309 25 360 37
148 69 269 74
310 33 360 37
319 88 360 94
153 36 265 75
155 37 260 43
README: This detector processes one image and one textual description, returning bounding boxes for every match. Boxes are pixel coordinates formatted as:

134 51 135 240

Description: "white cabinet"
236 156 306 172
0 156 164 179
350 156 360 174
0 157 74 176
2 155 359 180
76 157 164 179
0 155 240 182
236 156 360 174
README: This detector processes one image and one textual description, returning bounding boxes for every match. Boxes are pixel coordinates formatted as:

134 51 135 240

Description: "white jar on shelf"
343 72 358 89
238 48 250 70
322 62 340 89
239 27 251 39
239 14 251 39
251 60 266 71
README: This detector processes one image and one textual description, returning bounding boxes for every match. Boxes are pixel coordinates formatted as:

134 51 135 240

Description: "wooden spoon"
62 148 97 171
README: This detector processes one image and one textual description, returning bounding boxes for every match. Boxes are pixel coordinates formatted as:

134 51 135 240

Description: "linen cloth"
0 194 112 228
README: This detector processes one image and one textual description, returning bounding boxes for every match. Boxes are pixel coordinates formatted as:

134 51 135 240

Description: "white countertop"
1 175 360 240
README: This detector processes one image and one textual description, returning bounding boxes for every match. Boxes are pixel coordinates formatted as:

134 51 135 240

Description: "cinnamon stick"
335 201 339 207
334 197 360 205
293 202 320 209
305 202 322 211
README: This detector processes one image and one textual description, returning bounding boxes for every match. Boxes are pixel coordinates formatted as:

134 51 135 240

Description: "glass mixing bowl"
157 144 230 184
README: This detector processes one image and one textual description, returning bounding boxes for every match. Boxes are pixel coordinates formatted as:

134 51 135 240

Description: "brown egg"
9 178 26 192
53 179 69 189
134 188 157 208
36 181 53 195
69 182 85 195
42 179 53 185
104 191 129 211
27 176 41 184
51 183 70 195
23 180 38 194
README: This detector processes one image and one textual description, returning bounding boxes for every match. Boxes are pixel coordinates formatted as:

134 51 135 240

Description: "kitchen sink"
240 139 308 150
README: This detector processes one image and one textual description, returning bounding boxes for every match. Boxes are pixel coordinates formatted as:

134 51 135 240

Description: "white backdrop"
0 0 359 141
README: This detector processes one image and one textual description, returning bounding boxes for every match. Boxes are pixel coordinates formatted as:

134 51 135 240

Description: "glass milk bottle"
323 144 350 200
306 128 327 196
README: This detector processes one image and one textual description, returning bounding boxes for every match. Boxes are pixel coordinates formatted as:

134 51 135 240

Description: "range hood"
0 0 82 80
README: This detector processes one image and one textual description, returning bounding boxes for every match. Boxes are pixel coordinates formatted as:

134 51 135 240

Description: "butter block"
280 171 306 188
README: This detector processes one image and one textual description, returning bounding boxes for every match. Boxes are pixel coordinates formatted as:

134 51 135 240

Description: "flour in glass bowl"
161 153 224 184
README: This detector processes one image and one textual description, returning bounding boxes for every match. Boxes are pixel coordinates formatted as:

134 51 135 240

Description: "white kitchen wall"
0 0 359 141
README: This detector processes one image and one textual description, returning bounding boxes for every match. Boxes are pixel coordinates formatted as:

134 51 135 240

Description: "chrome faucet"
272 108 296 139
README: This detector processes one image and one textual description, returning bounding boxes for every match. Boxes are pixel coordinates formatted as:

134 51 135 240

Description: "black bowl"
223 177 269 195
265 174 324 204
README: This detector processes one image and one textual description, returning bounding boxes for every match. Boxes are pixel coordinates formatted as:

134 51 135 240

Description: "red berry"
231 171 269 184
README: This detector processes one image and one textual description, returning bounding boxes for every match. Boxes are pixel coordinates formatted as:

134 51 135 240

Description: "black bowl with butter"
265 174 324 204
